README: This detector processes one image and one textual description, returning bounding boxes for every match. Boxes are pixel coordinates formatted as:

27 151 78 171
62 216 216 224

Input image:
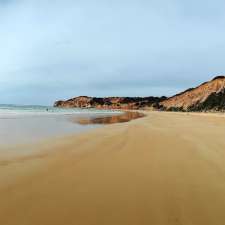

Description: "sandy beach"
1 111 225 225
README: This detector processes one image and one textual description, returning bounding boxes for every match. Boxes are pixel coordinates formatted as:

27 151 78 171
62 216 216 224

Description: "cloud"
0 0 225 104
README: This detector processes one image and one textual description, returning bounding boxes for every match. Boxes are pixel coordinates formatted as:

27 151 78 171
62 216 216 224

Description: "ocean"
0 104 121 147
0 104 120 118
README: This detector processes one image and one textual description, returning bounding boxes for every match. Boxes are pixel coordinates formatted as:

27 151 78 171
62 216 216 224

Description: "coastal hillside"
160 76 225 111
54 76 225 112
54 96 167 110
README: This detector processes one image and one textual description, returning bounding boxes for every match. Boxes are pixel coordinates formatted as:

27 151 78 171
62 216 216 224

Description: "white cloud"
0 0 225 104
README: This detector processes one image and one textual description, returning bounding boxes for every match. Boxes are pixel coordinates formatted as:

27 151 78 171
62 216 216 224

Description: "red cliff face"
160 76 225 111
54 96 93 108
54 96 166 110
54 76 225 112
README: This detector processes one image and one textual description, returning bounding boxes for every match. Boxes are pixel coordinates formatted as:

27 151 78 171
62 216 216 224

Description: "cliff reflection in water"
74 111 145 125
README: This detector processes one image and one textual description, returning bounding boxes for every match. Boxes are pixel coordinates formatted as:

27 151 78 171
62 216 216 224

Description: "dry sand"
1 111 225 225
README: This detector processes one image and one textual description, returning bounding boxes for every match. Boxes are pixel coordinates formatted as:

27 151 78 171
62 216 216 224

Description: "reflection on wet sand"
74 111 145 125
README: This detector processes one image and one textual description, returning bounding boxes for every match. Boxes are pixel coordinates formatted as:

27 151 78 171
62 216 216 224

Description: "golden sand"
1 111 225 225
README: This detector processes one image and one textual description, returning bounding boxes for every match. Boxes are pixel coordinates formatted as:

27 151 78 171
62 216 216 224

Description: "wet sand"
0 115 99 147
73 111 145 125
1 111 225 225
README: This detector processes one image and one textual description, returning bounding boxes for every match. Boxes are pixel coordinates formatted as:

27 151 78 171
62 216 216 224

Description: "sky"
1 0 225 105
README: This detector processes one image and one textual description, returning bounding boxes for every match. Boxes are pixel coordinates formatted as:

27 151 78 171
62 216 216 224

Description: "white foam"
0 105 121 119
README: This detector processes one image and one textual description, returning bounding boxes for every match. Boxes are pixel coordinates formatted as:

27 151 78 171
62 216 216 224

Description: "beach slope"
1 112 225 225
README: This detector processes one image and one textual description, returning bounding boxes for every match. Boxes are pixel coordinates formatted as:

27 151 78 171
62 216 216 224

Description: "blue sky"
1 0 225 105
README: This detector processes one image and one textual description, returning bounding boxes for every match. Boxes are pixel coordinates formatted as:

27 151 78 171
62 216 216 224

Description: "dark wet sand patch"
73 111 145 125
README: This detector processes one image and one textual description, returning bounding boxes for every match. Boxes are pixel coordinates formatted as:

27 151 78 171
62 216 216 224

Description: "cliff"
54 76 225 112
160 76 225 111
54 96 167 110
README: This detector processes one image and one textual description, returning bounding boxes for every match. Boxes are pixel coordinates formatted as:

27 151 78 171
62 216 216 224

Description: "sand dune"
1 112 225 225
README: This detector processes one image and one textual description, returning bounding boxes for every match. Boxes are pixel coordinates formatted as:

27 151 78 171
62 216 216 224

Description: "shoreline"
1 111 225 224
0 110 144 156
0 109 125 149
1 109 222 159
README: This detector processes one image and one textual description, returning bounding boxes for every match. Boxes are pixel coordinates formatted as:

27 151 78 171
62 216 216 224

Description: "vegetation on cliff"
160 76 225 112
54 76 225 112
54 96 167 110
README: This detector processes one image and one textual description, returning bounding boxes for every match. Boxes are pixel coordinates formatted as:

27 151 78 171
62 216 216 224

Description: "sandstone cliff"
54 76 225 112
160 76 225 111
54 96 167 110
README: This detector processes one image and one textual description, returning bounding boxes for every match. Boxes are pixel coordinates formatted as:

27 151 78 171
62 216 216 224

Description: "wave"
0 104 121 119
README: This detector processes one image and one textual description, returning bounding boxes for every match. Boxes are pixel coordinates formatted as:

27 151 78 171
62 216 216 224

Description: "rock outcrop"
54 96 167 110
54 76 225 112
160 76 225 111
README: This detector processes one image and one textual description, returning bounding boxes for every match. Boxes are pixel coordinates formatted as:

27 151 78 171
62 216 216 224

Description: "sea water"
0 104 120 118
0 104 120 147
